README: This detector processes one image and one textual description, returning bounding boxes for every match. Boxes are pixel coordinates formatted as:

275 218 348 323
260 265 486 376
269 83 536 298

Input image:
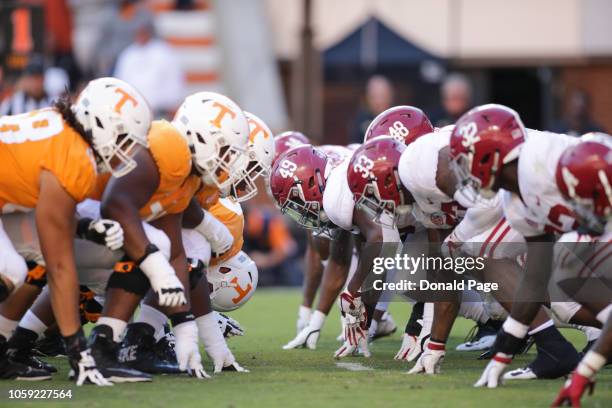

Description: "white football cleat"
455 334 496 351
371 312 397 341
502 367 538 381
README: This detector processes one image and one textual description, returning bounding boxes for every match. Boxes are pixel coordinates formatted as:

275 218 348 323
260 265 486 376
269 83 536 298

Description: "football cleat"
33 333 66 357
88 325 152 383
0 357 52 381
456 319 502 352
118 323 181 375
370 312 397 341
502 366 537 381
6 327 57 373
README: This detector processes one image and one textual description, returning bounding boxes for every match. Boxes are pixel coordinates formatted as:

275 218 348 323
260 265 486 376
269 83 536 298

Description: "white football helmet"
173 92 249 189
207 251 258 312
73 77 152 177
224 111 276 202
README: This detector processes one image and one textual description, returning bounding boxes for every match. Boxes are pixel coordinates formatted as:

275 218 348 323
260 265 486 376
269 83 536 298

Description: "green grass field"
1 289 610 408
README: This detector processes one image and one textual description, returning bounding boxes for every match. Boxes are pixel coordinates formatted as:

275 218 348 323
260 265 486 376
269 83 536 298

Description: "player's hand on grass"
408 340 445 375
174 321 209 379
334 314 370 359
216 312 244 338
474 353 511 388
394 334 418 361
551 371 595 407
75 349 113 386
77 218 124 250
283 323 320 350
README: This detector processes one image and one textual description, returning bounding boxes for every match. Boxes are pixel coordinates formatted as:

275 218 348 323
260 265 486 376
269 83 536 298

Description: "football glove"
408 340 445 374
195 210 234 256
77 218 124 251
174 321 209 379
64 329 112 386
139 248 187 307
338 290 365 321
196 312 249 374
334 314 370 359
474 353 512 388
551 371 595 407
394 334 418 361
216 312 244 338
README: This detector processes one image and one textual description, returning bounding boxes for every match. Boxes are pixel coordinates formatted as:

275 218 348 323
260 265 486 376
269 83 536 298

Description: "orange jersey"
195 184 220 210
209 197 244 266
91 120 201 221
0 108 97 213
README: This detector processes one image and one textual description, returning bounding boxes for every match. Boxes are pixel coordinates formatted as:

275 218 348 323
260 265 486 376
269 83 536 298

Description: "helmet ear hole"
95 117 104 129
219 266 231 274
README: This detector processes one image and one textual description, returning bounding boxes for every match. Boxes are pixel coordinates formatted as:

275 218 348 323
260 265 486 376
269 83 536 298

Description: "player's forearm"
303 243 323 307
101 194 150 260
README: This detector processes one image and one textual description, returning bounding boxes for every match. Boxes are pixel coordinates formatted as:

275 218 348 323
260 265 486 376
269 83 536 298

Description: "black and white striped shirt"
0 91 51 116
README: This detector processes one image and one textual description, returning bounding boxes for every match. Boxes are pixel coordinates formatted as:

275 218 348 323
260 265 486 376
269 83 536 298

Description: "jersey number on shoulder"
0 109 63 144
353 155 374 179
279 159 297 178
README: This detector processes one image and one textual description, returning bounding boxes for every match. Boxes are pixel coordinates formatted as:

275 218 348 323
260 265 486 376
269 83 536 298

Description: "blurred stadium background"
2 0 612 287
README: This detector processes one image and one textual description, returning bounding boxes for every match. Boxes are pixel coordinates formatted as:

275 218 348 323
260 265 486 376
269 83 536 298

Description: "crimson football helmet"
449 104 527 201
556 133 612 233
364 106 434 145
346 136 408 227
273 131 310 165
269 145 330 230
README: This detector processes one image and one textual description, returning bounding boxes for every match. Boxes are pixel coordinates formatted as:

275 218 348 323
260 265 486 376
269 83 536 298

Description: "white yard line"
335 362 374 371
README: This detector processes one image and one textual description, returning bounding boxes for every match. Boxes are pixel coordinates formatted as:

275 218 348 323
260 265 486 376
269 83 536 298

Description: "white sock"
375 301 389 314
19 310 48 339
421 303 434 336
0 314 18 339
528 319 554 336
298 305 311 321
596 304 612 325
137 304 168 341
97 317 127 342
309 310 327 331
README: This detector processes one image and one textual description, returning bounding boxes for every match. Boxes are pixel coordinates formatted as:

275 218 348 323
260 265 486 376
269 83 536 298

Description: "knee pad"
187 258 205 290
24 261 47 289
106 261 151 296
1 251 28 290
550 301 581 324
79 286 103 324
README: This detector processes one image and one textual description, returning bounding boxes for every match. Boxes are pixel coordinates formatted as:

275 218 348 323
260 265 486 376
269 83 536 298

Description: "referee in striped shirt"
1 56 51 116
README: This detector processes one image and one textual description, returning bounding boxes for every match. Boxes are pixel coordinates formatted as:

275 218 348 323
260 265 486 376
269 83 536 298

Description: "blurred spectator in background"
550 90 605 136
243 179 298 286
430 73 473 127
1 56 50 116
350 75 394 143
114 16 185 117
44 0 81 88
93 0 154 76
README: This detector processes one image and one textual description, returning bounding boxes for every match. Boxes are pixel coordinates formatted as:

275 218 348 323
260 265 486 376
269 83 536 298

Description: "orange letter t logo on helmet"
248 118 270 143
114 88 138 113
210 102 236 129
230 277 252 304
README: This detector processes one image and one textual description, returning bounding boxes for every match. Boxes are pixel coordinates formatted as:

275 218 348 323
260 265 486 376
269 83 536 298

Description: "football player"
449 104 602 388
0 77 152 385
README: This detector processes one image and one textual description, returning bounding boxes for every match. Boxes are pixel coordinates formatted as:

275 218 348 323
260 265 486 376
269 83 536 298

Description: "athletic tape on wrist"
170 311 195 327
502 316 529 339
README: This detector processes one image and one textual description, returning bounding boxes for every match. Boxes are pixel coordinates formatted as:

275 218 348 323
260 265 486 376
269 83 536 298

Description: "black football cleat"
88 325 152 383
118 323 180 375
7 327 56 373
33 332 66 358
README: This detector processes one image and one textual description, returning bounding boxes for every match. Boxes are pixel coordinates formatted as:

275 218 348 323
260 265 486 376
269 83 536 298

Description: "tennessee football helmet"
449 104 527 200
173 92 249 189
346 136 408 227
364 106 433 145
208 251 258 312
556 133 612 233
225 112 276 202
273 131 310 165
269 144 330 230
73 77 152 177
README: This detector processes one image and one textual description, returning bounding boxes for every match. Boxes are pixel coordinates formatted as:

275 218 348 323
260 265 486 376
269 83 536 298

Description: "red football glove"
551 371 595 407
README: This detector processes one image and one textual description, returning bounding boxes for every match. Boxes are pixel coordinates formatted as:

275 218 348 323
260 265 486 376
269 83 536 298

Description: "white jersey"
503 130 579 237
398 126 465 229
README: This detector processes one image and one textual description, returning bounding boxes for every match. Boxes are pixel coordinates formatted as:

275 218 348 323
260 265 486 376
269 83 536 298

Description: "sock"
137 304 168 341
596 304 611 325
309 310 326 331
0 314 18 339
528 319 555 336
459 301 489 325
405 302 424 335
19 310 48 339
96 317 127 342
375 301 389 314
421 303 434 336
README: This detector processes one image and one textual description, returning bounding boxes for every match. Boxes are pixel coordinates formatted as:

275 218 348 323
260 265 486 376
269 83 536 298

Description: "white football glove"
78 218 124 251
195 210 234 256
394 334 418 361
474 353 511 388
408 340 445 374
283 323 320 350
139 250 187 307
334 314 370 359
216 312 244 338
174 321 209 379
75 349 113 386
196 312 249 374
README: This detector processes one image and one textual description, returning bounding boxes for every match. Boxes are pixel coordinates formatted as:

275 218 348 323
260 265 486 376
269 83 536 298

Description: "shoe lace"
463 324 479 344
